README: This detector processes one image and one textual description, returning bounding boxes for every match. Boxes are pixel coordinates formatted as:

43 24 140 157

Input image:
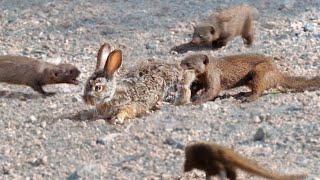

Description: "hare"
83 43 184 124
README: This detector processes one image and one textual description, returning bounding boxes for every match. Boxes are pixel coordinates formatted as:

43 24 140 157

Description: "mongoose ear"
97 43 112 70
203 55 209 65
210 26 215 35
104 49 122 77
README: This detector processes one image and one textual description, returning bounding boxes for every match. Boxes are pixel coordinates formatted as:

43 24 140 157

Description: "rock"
164 137 184 149
72 96 82 102
253 115 262 123
96 133 122 145
254 127 265 141
303 23 315 32
262 22 277 30
145 41 158 50
29 156 48 166
29 115 37 123
278 0 296 10
68 164 103 179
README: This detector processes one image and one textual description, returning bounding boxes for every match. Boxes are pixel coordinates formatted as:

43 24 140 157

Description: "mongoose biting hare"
83 43 184 124
0 55 80 96
184 142 306 180
180 53 320 104
191 5 257 48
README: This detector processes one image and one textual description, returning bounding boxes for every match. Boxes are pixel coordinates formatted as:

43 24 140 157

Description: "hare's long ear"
104 49 122 77
96 43 112 70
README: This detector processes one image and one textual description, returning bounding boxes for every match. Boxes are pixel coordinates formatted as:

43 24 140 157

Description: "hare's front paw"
110 115 125 125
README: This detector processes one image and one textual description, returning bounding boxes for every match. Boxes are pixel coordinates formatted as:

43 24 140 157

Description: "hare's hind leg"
110 102 147 125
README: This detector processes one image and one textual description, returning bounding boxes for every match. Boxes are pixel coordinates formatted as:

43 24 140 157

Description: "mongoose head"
192 24 220 45
180 54 209 74
184 142 212 172
49 64 80 85
83 43 122 106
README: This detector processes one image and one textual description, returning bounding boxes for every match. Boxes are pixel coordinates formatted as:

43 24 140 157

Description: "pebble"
254 128 266 141
303 23 315 32
29 115 37 123
164 137 184 150
253 116 262 123
145 41 158 50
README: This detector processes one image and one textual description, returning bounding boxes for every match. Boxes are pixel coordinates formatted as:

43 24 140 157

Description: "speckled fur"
83 43 183 124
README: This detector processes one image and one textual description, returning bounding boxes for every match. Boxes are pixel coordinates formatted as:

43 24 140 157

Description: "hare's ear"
104 49 122 77
96 43 112 70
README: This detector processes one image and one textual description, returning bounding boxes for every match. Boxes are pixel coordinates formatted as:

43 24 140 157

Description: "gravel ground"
0 0 320 179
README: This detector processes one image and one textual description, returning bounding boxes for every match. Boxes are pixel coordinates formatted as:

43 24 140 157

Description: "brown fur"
184 142 306 180
174 70 196 105
192 5 257 47
180 54 320 104
0 55 80 95
83 43 184 124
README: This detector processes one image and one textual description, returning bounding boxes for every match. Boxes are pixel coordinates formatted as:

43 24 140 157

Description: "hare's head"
83 43 122 105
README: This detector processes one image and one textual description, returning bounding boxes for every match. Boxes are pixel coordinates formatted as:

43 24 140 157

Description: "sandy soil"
0 0 319 179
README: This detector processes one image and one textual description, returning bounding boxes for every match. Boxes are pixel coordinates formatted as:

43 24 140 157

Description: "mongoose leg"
218 170 227 180
194 71 221 104
31 83 55 96
243 62 275 102
242 16 254 46
225 167 237 180
205 172 213 180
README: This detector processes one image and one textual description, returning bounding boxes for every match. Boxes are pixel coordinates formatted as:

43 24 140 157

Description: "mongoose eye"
94 85 103 92
199 35 204 38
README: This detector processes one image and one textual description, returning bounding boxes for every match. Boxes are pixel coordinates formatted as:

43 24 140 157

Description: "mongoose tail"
223 147 306 180
281 75 320 92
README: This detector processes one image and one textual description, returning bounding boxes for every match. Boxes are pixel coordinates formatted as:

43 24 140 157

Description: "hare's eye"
94 85 103 92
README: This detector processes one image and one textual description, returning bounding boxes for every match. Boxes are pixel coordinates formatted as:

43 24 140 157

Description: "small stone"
78 121 87 128
164 137 184 149
253 116 262 123
29 115 37 122
40 121 47 128
2 166 12 175
72 96 82 102
49 103 57 109
303 23 315 32
29 156 48 166
254 127 265 141
262 22 276 30
95 119 106 125
96 136 108 145
145 41 158 50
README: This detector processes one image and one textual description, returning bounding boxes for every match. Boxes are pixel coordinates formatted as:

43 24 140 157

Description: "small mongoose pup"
184 142 306 180
180 54 320 104
0 55 80 96
192 5 257 48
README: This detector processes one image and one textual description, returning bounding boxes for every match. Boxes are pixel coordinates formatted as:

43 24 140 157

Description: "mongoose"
180 54 320 104
174 70 196 105
192 5 257 48
0 55 80 96
184 142 306 180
